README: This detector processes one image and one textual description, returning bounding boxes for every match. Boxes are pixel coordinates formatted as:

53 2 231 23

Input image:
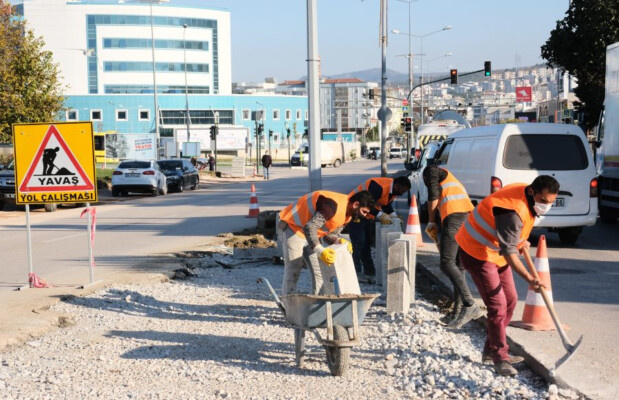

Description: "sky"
201 0 571 83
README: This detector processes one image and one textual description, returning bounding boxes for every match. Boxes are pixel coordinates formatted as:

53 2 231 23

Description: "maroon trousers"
459 250 517 362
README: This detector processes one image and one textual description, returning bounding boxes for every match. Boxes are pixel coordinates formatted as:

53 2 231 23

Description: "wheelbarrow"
257 277 379 376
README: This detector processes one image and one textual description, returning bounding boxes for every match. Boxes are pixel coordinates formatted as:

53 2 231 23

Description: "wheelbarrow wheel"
324 325 350 376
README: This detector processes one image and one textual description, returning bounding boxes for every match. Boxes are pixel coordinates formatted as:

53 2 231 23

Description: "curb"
415 252 588 399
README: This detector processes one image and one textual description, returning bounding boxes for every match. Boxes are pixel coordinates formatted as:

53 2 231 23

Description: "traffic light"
450 69 458 84
209 125 216 140
286 128 291 138
405 117 412 132
400 117 406 129
484 61 491 77
368 89 375 100
268 129 273 138
257 123 264 136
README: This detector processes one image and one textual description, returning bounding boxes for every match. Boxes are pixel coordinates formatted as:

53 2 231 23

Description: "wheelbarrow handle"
256 277 286 315
523 251 574 348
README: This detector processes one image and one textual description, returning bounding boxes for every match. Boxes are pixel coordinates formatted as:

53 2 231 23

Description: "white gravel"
0 251 565 399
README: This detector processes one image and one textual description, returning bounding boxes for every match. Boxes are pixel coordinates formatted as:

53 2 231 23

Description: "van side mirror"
404 161 417 171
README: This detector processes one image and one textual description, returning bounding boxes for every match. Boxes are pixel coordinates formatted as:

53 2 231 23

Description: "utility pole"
379 0 389 177
306 0 322 191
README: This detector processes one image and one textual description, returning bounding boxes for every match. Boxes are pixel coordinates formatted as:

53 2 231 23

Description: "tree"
0 0 65 143
541 0 619 130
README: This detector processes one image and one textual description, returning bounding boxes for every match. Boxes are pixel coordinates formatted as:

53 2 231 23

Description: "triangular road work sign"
19 125 95 192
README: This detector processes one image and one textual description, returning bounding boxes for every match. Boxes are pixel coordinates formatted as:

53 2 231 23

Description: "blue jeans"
263 167 270 179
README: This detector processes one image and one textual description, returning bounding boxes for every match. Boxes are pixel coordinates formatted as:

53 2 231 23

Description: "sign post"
13 122 98 288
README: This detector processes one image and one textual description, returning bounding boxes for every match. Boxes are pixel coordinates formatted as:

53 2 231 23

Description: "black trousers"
348 218 376 276
440 212 475 307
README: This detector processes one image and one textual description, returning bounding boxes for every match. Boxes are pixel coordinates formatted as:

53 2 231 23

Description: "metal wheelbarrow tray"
257 277 379 376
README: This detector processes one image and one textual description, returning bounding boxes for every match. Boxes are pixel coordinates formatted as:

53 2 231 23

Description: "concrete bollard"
317 244 361 295
386 239 410 314
375 219 403 286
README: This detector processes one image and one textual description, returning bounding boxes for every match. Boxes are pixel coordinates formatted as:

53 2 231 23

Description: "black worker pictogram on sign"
19 125 94 192
13 122 98 205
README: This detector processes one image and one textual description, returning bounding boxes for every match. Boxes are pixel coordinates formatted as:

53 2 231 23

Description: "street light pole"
149 1 162 159
392 25 451 126
182 24 191 152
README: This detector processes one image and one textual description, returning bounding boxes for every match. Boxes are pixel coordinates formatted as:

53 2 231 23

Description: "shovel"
523 251 583 376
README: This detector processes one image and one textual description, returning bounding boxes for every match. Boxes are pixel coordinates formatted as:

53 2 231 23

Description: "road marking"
42 232 85 243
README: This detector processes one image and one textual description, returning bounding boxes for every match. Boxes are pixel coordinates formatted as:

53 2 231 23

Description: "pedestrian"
190 157 197 167
261 150 272 180
455 175 557 377
277 190 375 295
207 154 215 171
422 165 484 328
347 176 411 278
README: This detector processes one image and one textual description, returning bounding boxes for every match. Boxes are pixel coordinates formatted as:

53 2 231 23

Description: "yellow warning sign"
12 122 98 204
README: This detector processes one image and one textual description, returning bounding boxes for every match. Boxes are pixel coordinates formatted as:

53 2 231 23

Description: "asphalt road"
1 157 617 398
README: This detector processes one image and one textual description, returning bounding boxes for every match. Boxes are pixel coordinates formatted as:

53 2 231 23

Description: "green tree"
0 0 65 143
541 0 619 129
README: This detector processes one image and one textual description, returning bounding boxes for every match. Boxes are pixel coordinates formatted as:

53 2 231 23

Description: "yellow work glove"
425 222 439 242
320 248 336 265
378 213 392 225
340 238 353 254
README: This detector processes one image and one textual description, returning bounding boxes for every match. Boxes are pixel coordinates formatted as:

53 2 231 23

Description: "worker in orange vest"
347 176 411 277
423 166 484 329
278 190 375 295
455 175 556 377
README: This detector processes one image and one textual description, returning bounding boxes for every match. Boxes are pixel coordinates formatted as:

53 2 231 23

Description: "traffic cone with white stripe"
404 194 424 247
252 163 257 177
246 184 260 218
511 235 567 331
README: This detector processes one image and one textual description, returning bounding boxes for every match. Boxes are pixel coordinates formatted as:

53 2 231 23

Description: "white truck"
596 42 619 222
290 141 359 168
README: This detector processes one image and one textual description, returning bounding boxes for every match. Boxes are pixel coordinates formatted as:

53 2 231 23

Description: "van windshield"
503 135 588 170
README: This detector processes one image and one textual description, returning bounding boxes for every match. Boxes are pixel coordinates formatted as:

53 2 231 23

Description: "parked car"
407 141 443 223
0 160 59 212
368 146 381 160
111 160 167 197
157 159 199 192
432 123 598 244
389 147 406 159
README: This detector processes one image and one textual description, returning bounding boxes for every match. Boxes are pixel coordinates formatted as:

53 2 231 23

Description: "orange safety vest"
349 178 393 208
438 170 474 221
279 190 351 238
455 184 535 266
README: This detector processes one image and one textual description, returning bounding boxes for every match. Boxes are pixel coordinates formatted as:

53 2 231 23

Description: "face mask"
534 202 552 216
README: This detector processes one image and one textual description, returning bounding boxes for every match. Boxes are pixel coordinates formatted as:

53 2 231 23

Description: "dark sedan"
156 159 199 193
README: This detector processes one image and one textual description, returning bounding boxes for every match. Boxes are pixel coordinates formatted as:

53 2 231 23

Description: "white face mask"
534 202 552 216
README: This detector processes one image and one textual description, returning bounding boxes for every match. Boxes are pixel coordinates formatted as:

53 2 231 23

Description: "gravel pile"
0 252 572 399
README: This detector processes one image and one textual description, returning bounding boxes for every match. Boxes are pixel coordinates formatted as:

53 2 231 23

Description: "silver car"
111 160 167 197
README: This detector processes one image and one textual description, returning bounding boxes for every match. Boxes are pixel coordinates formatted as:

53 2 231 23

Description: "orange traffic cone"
511 235 567 331
404 194 424 247
252 163 257 176
246 184 260 218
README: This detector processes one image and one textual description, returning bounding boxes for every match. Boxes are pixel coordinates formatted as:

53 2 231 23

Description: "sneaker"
482 352 525 365
447 304 486 329
494 360 518 376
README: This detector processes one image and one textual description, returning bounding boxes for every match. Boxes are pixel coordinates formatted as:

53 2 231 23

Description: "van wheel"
599 206 618 223
112 188 120 197
558 227 582 245
44 203 57 212
0 200 4 211
333 159 342 168
321 164 327 168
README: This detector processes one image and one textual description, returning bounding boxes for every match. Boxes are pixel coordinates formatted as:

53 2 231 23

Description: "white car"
389 147 404 159
111 160 167 197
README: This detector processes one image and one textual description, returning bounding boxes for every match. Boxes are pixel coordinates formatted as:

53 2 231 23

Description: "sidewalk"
415 245 600 399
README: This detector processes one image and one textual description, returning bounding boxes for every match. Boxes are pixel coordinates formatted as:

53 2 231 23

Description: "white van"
432 123 598 244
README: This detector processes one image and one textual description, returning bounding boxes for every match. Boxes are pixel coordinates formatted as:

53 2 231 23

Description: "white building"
19 0 231 96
